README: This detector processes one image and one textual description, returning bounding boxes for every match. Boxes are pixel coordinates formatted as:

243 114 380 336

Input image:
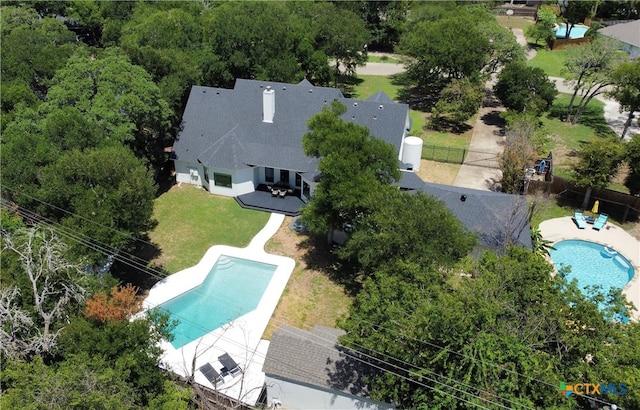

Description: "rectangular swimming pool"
158 255 277 349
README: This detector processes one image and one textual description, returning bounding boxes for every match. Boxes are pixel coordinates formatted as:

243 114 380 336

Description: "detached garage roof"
263 325 378 398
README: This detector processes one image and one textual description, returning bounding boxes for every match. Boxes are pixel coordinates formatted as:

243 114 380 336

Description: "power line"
2 202 519 408
1 201 621 409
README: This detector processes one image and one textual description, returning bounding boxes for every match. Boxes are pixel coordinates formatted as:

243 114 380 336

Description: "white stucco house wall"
262 325 395 410
171 78 533 249
171 79 412 205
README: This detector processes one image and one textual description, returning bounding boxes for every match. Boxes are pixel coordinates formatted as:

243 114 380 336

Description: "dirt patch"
263 217 352 340
416 160 461 185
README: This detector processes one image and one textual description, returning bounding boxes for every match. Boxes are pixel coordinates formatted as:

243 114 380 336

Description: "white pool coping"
142 213 294 406
539 217 640 322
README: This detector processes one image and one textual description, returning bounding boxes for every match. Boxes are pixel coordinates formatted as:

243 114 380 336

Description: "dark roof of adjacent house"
599 20 640 48
263 325 377 398
172 79 409 176
398 173 532 249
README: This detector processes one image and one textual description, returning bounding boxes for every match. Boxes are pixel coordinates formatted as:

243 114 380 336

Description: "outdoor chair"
573 211 587 229
199 363 224 387
218 353 242 377
593 213 609 231
278 189 287 198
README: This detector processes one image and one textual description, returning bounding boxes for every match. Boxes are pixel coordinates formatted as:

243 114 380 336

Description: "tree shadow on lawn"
393 73 441 113
296 234 363 297
336 74 364 99
548 100 617 138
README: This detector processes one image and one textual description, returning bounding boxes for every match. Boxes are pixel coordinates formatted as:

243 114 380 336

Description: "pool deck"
142 213 295 406
539 217 640 322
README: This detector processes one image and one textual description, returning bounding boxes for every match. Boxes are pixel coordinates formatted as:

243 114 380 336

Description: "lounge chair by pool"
219 353 242 377
199 363 224 386
593 213 608 231
573 211 587 229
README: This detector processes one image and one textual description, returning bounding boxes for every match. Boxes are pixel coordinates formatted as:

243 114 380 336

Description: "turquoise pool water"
159 256 277 348
555 24 589 39
550 240 634 320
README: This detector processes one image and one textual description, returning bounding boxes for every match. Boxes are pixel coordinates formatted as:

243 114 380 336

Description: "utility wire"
1 199 621 409
3 202 517 409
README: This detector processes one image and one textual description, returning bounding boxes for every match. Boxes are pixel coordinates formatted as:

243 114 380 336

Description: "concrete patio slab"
142 213 295 406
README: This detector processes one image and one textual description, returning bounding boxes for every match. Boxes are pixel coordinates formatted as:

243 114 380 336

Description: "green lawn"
495 16 535 31
354 75 473 158
529 197 574 228
543 92 614 144
527 48 570 78
353 74 402 100
149 185 269 274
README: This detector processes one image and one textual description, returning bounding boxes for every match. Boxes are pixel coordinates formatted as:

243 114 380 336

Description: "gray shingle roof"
172 79 408 174
599 20 640 48
263 325 375 398
398 174 532 249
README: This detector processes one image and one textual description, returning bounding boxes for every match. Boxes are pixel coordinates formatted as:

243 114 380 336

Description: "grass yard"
527 47 570 78
353 74 402 101
148 185 269 274
540 94 620 185
354 75 472 150
496 15 535 31
263 218 353 339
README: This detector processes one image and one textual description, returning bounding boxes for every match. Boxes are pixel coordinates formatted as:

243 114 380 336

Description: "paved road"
356 35 638 191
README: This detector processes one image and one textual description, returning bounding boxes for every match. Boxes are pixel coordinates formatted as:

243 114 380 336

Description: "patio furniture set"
198 352 242 387
268 182 294 199
573 211 609 230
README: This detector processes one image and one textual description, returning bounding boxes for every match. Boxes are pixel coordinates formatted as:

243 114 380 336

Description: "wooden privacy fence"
529 176 640 223
421 144 466 164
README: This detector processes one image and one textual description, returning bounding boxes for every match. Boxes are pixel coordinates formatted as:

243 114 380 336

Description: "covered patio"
235 184 305 216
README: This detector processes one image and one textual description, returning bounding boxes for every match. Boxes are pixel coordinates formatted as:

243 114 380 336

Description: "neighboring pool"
555 24 589 39
550 240 634 320
158 255 277 348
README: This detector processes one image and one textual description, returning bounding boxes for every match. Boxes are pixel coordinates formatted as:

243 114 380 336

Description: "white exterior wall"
174 160 256 197
299 175 315 202
265 375 394 410
175 160 204 188
259 167 297 188
209 167 255 197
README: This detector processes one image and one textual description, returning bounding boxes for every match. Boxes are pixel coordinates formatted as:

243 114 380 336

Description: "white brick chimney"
263 86 275 123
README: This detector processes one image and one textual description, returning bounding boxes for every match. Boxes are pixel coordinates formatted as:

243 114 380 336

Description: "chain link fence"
421 144 467 164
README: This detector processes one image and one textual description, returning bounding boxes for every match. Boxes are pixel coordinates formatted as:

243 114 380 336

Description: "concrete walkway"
356 31 638 191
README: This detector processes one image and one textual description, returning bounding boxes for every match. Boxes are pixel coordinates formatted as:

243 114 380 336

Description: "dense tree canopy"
625 135 640 195
1 6 77 96
400 4 522 88
338 191 476 275
300 102 400 237
495 62 558 114
340 247 639 409
37 146 156 262
335 0 409 50
46 48 172 167
572 137 625 208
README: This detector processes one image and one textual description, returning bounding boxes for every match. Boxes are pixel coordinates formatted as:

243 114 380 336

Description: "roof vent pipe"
263 86 275 123
460 195 467 202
